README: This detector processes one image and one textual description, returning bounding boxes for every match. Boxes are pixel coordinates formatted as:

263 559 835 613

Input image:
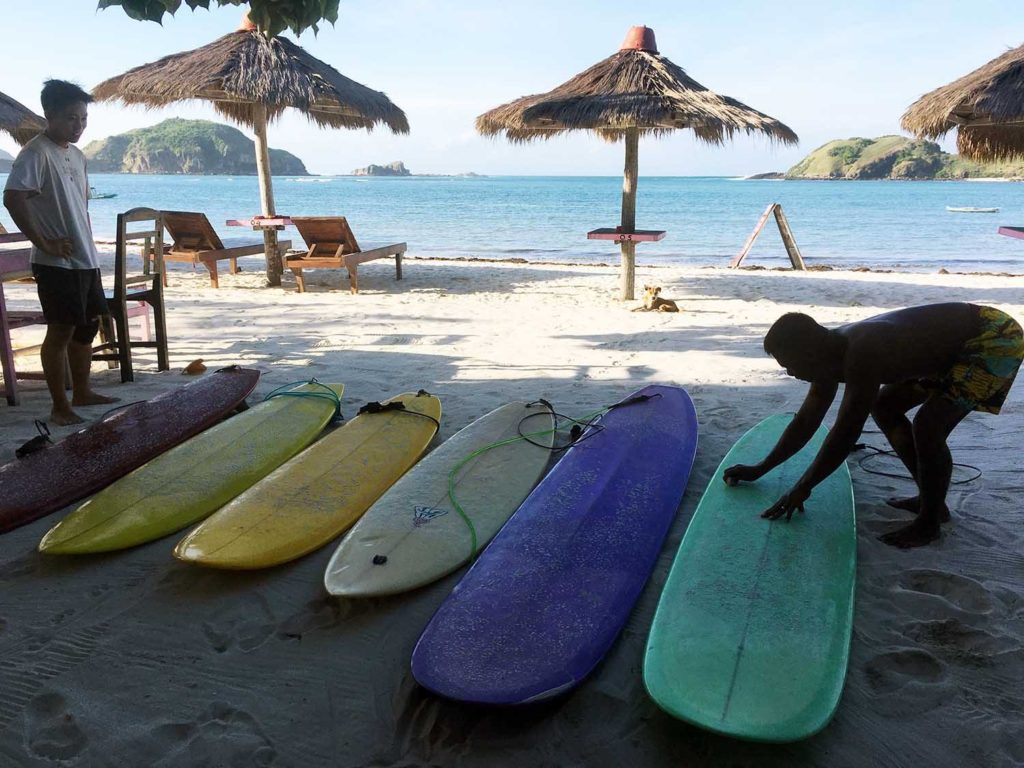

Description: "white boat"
88 187 117 200
946 206 999 213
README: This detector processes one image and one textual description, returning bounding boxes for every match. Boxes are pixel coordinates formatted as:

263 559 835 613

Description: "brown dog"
633 285 680 312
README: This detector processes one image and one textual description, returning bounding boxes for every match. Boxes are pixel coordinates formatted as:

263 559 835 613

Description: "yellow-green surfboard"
174 391 441 569
39 383 344 554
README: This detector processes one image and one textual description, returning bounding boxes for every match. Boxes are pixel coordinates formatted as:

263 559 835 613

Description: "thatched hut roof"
901 44 1024 161
92 29 408 134
0 90 45 145
477 29 797 145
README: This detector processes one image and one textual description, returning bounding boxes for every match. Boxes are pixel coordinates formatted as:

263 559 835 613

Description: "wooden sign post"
731 203 806 270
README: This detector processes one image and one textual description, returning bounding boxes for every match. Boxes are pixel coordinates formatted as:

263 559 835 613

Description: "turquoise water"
3 173 1023 273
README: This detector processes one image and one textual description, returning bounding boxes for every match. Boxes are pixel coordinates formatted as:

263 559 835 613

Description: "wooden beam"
252 103 282 286
731 203 805 270
619 128 640 301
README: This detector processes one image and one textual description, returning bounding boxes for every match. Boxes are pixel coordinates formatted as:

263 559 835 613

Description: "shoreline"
408 254 1024 278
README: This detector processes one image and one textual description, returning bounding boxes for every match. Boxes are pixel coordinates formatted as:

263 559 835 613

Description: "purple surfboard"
411 384 698 704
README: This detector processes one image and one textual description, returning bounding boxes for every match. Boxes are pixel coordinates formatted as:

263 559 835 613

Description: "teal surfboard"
643 414 855 742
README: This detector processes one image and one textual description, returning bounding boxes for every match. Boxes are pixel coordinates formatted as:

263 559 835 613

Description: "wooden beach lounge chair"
285 216 406 294
160 211 292 289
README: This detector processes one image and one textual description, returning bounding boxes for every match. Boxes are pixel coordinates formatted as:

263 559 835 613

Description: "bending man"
722 303 1023 548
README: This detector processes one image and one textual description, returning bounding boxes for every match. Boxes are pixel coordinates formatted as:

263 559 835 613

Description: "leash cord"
264 378 344 422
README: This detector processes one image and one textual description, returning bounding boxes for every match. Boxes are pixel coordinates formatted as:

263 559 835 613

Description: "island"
351 161 411 177
782 136 1024 180
349 161 483 177
82 118 309 175
0 148 13 173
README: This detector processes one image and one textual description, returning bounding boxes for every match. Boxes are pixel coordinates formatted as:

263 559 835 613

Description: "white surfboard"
323 402 556 597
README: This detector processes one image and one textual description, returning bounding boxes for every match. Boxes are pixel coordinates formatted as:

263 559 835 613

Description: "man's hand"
41 237 73 259
723 463 766 486
761 484 811 521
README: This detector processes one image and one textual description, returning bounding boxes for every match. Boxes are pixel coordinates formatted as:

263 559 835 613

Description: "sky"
1 0 1022 176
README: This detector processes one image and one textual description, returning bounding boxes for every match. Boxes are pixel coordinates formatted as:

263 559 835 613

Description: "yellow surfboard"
39 383 344 554
174 391 441 569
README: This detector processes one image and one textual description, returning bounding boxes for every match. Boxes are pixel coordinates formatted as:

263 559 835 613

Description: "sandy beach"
1 254 1022 767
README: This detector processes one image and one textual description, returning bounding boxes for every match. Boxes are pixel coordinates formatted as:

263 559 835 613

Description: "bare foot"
50 407 85 426
885 496 951 523
71 390 120 406
879 516 941 549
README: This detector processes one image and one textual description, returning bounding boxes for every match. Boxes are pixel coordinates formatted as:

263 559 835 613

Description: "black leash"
518 392 662 452
357 389 441 430
15 420 52 459
852 442 982 485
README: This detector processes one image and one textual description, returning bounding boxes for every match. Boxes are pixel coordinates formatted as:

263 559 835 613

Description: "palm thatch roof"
901 44 1024 161
92 29 408 134
477 34 797 145
0 90 45 145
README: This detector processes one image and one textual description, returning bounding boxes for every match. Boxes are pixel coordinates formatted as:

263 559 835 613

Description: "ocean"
3 173 1023 273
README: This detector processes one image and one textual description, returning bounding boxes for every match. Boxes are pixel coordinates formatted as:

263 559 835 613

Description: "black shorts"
32 264 107 328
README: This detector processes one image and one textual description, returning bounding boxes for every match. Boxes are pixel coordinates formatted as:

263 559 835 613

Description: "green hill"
82 118 309 176
786 136 1024 179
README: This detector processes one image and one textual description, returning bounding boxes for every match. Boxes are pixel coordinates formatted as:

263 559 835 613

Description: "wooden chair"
91 208 170 383
159 211 291 289
0 233 49 405
285 216 406 294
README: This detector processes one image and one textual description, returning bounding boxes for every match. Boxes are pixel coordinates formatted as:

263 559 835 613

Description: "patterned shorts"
940 306 1024 414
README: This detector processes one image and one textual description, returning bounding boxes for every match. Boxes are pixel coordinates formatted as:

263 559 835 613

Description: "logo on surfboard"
413 505 449 526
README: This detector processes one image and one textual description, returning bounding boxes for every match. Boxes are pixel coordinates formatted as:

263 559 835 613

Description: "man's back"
839 303 981 384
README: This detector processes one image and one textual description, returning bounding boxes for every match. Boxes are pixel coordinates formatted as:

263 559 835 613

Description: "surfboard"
411 384 697 704
643 414 856 742
0 366 260 535
37 382 344 554
323 401 556 597
174 391 441 569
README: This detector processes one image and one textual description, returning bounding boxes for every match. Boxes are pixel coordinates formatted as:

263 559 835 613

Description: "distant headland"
753 135 1024 180
82 118 309 176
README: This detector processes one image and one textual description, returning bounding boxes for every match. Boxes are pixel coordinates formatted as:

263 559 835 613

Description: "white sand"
1 255 1022 767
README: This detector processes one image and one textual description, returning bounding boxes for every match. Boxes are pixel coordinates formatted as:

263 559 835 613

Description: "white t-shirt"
3 134 99 270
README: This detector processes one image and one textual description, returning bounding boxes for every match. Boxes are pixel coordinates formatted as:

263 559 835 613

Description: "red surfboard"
0 366 260 534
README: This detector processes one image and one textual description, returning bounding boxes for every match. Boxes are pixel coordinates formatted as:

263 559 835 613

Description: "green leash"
263 379 343 423
446 403 612 556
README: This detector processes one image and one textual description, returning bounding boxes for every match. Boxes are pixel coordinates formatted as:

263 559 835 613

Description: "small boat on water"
946 206 999 213
88 187 117 200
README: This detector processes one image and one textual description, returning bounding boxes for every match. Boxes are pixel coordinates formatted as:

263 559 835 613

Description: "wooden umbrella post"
619 128 640 301
252 104 283 286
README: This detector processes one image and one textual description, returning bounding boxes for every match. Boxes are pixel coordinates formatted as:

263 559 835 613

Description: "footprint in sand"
892 568 997 620
863 648 952 716
906 618 1020 667
25 692 87 761
201 595 276 653
144 702 276 767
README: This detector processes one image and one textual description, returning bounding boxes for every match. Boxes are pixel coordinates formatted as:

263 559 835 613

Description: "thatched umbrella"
902 44 1024 162
478 26 798 300
0 90 45 146
92 15 408 285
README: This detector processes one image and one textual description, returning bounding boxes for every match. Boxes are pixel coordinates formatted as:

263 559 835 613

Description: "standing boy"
3 80 117 425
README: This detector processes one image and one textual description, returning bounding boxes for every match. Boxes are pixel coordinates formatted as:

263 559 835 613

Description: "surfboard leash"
445 393 665 556
852 443 982 485
263 378 344 423
14 420 52 459
447 401 572 556
356 390 441 430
